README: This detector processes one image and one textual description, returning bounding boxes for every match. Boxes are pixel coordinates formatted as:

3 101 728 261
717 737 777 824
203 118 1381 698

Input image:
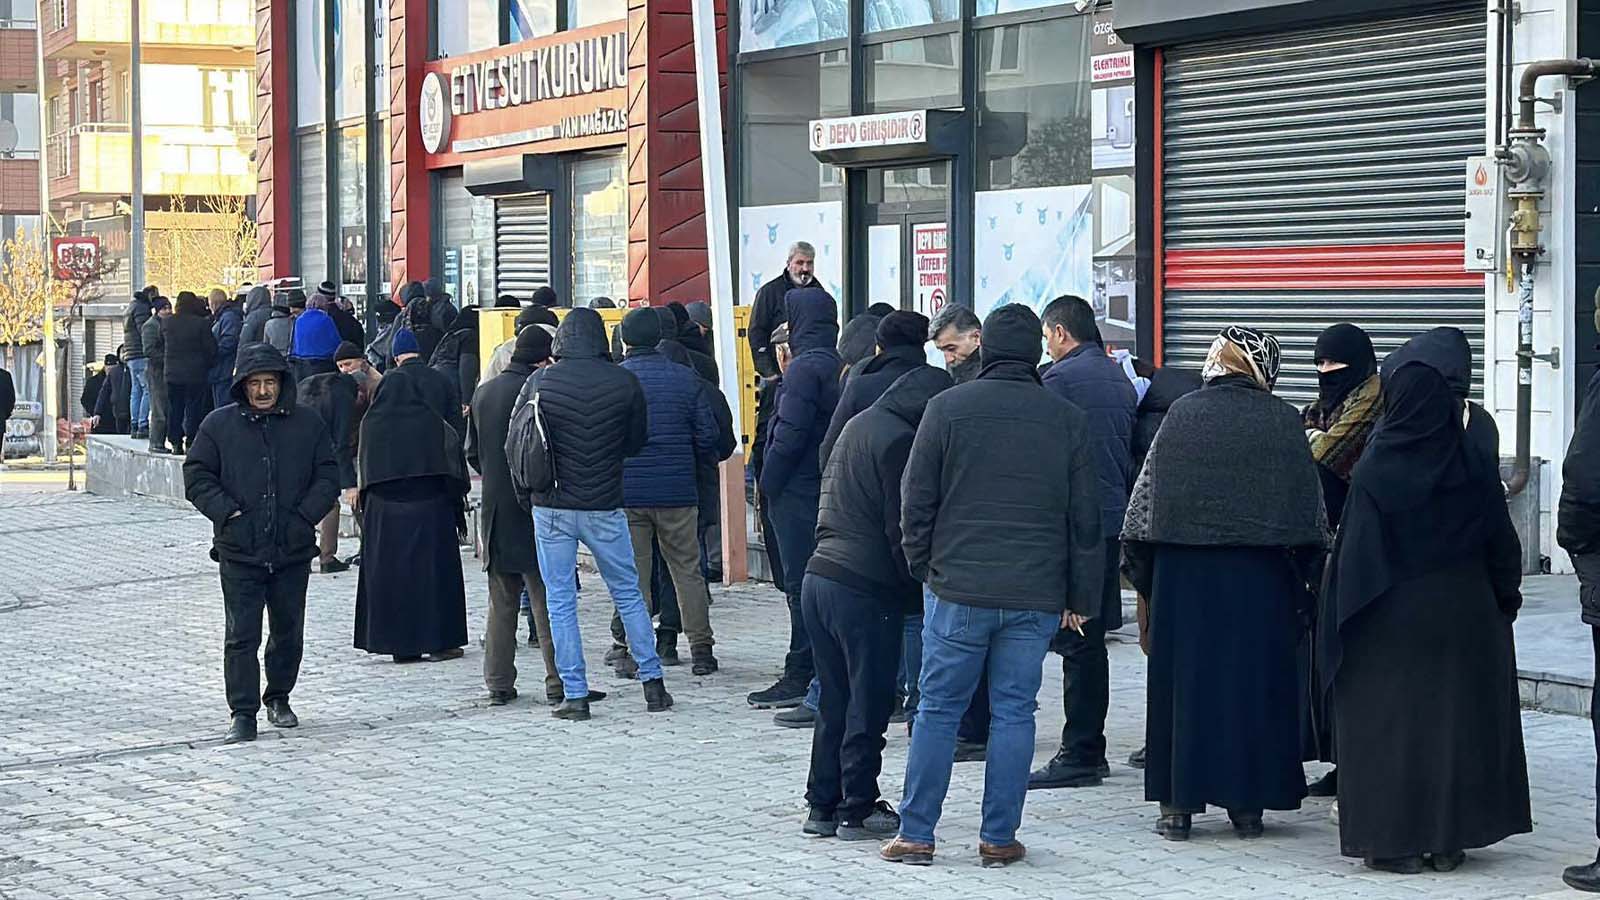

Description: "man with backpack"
508 308 670 721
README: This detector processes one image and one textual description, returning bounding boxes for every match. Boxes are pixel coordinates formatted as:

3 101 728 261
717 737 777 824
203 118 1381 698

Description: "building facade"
254 0 727 322
0 0 41 241
732 1 1142 353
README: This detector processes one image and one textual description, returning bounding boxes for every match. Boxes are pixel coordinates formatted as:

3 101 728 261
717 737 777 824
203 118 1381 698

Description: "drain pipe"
1499 58 1594 495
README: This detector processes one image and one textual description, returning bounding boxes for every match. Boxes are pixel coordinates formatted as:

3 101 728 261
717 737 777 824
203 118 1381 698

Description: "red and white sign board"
51 236 100 281
1091 51 1134 83
913 222 947 319
809 110 927 153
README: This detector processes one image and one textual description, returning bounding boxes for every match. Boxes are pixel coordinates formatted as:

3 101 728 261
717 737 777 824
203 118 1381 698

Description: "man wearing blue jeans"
514 308 673 720
882 304 1104 868
122 289 155 438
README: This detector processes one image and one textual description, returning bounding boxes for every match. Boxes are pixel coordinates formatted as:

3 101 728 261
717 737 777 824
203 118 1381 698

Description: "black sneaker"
747 676 807 709
1027 752 1104 789
552 698 591 721
838 801 900 842
264 699 298 729
1128 746 1147 769
1565 853 1600 892
224 715 256 744
690 644 718 675
319 558 350 575
774 705 814 728
643 678 673 712
802 808 837 838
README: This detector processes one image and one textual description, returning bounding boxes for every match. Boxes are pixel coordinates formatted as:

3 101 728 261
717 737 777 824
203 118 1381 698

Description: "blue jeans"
532 507 663 700
127 358 150 430
898 588 1057 847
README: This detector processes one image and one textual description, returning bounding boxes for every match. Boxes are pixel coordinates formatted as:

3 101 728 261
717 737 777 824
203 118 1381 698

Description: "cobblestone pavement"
3 491 1598 899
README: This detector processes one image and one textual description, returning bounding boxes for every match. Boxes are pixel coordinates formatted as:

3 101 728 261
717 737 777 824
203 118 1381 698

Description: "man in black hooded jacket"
819 310 930 467
1560 329 1600 892
183 343 340 745
802 366 952 842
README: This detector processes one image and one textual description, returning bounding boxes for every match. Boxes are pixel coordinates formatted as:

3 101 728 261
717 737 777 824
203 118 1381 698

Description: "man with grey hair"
928 304 983 384
749 240 817 378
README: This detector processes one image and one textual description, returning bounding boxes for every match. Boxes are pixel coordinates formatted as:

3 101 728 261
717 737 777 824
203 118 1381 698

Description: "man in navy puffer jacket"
1031 294 1136 791
617 308 727 676
748 286 842 710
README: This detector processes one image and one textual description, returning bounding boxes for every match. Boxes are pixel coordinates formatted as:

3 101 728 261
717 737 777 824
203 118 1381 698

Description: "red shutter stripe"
1164 243 1484 290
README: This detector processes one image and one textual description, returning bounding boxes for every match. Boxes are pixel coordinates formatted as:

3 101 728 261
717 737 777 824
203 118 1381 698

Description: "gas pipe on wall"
1496 58 1595 496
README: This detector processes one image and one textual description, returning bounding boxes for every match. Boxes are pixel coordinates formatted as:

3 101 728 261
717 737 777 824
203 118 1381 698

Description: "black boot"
1365 856 1424 875
265 699 298 729
643 678 674 712
1564 851 1600 892
746 675 807 709
656 630 681 666
1128 746 1147 769
1307 767 1338 797
224 715 256 744
1228 810 1264 839
552 698 591 721
1028 751 1104 789
1155 813 1190 841
690 644 718 675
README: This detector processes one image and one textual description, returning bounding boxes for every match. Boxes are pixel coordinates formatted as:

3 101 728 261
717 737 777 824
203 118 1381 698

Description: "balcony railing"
0 16 40 29
47 120 256 195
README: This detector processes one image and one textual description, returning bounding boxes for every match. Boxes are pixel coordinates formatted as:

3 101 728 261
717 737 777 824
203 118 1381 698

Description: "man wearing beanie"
293 311 360 575
515 308 668 720
820 310 931 467
467 324 568 707
1029 295 1137 792
615 308 731 676
529 285 559 308
881 304 1103 869
482 304 561 382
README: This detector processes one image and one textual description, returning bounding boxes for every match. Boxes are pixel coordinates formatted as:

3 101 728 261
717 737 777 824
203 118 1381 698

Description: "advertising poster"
973 185 1094 321
1089 5 1138 350
912 222 948 319
738 201 845 304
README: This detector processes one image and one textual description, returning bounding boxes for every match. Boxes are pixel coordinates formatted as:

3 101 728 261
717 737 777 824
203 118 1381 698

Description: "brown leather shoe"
979 840 1026 868
879 836 934 866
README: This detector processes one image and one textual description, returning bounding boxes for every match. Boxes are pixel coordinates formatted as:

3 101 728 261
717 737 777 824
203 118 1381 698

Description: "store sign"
419 72 452 155
1091 50 1134 83
51 236 99 280
808 111 927 153
912 222 947 319
450 108 627 154
449 31 627 116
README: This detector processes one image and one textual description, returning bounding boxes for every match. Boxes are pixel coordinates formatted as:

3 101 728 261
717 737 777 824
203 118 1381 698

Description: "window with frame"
865 33 961 113
738 51 848 206
977 17 1091 190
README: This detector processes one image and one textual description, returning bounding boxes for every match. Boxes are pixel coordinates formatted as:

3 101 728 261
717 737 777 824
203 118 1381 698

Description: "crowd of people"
163 236 1600 883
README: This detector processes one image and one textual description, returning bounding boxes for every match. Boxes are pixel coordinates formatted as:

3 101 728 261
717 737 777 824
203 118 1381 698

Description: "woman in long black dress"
353 373 470 663
1323 353 1529 874
1123 326 1327 841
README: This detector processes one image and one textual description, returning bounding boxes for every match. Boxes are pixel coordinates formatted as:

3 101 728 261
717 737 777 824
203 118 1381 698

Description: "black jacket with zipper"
183 344 340 569
819 344 930 469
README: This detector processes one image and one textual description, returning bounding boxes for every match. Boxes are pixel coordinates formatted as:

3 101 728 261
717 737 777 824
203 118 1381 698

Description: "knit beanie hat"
512 323 553 367
876 310 930 349
529 286 559 308
494 293 522 309
619 308 662 348
979 304 1043 368
686 301 713 331
391 328 420 358
515 305 559 333
335 341 364 363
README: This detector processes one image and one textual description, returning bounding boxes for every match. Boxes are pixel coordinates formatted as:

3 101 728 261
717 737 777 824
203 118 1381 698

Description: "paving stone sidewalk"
1 492 1597 899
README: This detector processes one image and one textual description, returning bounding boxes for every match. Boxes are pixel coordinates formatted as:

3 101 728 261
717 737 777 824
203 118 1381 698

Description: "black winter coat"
141 315 166 383
383 357 465 444
80 370 105 421
210 301 244 385
429 314 480 408
1560 369 1600 624
819 344 928 468
1132 366 1202 470
0 366 13 424
296 357 360 489
749 270 806 378
96 363 131 429
328 305 366 347
518 309 647 511
619 349 722 509
122 296 153 360
468 360 540 574
810 366 952 612
239 286 272 346
183 344 340 569
759 287 841 499
901 360 1104 615
1041 344 1138 537
163 309 218 386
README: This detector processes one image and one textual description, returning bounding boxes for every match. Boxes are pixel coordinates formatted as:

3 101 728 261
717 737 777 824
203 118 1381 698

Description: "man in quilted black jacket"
517 308 671 721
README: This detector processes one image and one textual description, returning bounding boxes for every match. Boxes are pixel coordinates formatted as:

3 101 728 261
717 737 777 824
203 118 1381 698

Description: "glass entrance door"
861 163 948 313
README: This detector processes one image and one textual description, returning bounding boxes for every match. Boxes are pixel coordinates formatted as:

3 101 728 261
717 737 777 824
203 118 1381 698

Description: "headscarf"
1201 325 1281 390
1353 363 1472 512
1312 323 1377 413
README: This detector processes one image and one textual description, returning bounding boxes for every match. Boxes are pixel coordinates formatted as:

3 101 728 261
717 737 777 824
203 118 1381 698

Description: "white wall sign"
809 110 927 153
1091 51 1134 83
419 71 452 155
912 222 947 319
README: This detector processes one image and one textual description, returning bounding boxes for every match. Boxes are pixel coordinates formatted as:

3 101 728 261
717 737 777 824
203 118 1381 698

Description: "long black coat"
468 360 540 574
163 309 218 386
182 344 340 569
383 356 464 443
296 358 360 489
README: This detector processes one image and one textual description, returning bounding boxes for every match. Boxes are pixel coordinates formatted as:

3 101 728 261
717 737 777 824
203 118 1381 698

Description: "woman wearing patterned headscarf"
1122 326 1328 842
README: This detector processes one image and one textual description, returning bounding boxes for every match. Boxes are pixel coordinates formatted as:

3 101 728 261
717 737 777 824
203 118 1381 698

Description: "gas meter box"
1464 156 1503 273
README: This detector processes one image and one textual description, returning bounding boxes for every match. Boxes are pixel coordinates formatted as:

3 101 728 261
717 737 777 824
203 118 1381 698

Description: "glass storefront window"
568 0 625 28
977 17 1091 190
738 51 848 206
740 0 846 54
296 0 324 127
334 0 365 120
570 152 628 304
864 34 961 113
337 124 366 293
298 131 328 283
865 0 958 33
509 0 556 41
976 0 1067 13
437 0 497 58
1 93 40 152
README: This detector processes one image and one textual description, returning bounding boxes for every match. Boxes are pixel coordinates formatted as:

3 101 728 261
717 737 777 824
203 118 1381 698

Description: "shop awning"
1113 0 1450 46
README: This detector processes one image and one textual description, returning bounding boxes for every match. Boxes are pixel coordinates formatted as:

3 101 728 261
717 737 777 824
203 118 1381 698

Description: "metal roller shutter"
495 194 552 301
1160 4 1487 401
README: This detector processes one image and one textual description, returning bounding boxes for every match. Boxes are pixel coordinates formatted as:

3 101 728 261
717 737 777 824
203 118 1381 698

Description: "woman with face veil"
1123 326 1327 842
1323 352 1529 874
352 372 471 663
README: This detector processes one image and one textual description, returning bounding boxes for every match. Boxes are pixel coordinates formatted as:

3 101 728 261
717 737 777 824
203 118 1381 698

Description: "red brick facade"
253 0 293 282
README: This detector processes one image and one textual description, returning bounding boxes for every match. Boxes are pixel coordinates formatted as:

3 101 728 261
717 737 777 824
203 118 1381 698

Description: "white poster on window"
737 201 844 305
912 222 947 319
867 224 901 307
973 184 1093 321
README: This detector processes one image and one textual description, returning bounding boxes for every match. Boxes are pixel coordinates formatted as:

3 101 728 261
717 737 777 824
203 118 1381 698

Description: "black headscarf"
1312 323 1376 413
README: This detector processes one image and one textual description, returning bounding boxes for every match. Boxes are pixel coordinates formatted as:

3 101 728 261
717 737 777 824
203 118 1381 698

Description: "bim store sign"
418 24 628 166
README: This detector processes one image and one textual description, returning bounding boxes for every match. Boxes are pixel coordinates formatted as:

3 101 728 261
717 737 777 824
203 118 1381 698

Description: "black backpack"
505 379 557 508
